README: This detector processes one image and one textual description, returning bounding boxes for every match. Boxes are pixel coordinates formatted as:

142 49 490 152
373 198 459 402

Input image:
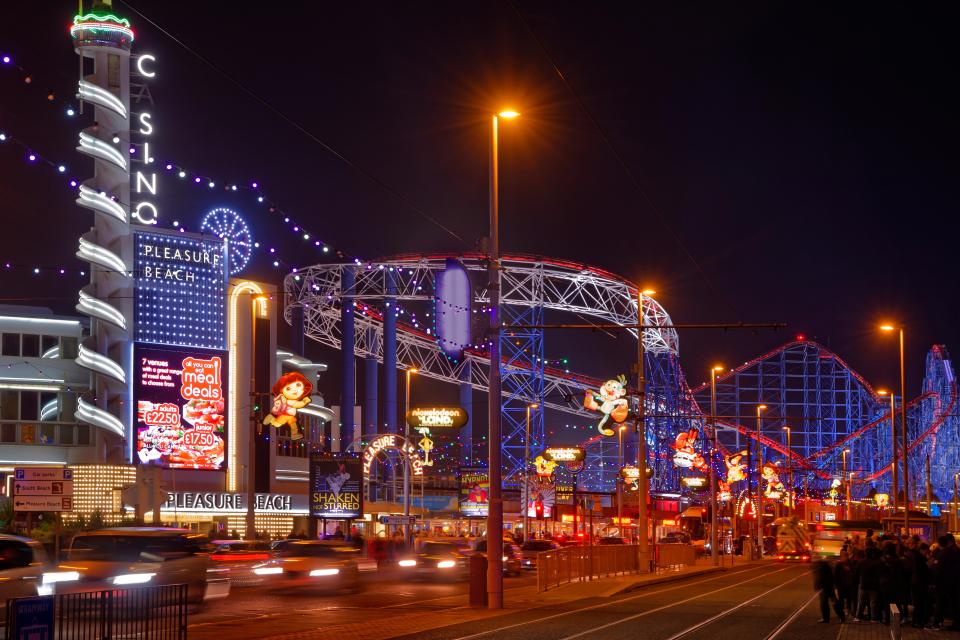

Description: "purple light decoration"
194 177 201 183
27 153 36 162
1 55 10 64
434 258 472 362
69 179 78 187
165 163 173 170
251 181 258 188
129 147 136 154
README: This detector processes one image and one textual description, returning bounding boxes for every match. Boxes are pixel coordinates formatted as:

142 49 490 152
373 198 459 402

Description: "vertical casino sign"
134 229 229 470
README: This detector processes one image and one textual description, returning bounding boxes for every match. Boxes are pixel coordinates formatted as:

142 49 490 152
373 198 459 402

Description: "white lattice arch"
284 254 678 418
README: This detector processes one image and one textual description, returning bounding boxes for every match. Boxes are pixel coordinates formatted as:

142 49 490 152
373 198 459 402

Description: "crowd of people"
814 529 960 629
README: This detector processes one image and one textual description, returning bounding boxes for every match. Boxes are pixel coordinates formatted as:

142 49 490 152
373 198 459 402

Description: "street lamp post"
878 390 898 512
848 472 855 520
710 365 723 566
842 448 851 520
523 403 539 541
881 324 908 535
755 405 767 555
954 473 959 533
782 426 792 517
487 109 518 609
618 425 626 531
404 367 418 540
636 289 655 573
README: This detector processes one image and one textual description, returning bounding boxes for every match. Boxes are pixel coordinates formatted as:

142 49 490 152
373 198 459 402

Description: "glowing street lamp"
522 402 539 539
487 109 519 609
756 404 767 555
880 323 908 534
709 365 723 566
782 425 792 516
635 288 656 573
877 389 898 511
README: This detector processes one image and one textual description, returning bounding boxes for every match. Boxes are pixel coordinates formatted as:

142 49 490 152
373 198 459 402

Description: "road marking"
447 563 777 640
662 569 807 640
764 590 819 640
552 565 800 640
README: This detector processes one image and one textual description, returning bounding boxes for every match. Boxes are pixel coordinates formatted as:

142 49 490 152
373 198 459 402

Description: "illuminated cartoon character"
761 462 784 499
718 480 732 502
584 375 630 436
672 428 707 472
534 455 558 478
262 371 313 440
874 493 890 508
725 451 747 484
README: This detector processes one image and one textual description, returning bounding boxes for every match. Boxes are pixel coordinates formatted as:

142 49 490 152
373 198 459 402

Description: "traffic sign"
378 515 416 525
13 496 72 512
14 467 72 481
13 481 73 496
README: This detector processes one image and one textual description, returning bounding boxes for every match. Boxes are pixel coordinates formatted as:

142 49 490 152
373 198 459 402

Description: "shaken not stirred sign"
310 454 363 519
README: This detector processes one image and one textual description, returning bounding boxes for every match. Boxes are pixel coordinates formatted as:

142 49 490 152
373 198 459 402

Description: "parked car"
519 539 561 570
596 537 629 545
0 534 51 619
474 540 523 576
658 532 691 545
397 540 470 581
209 540 272 587
251 540 361 592
52 527 229 604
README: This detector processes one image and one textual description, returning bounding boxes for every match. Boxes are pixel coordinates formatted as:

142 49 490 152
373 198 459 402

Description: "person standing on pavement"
854 546 882 622
909 542 931 629
834 548 856 617
814 559 845 623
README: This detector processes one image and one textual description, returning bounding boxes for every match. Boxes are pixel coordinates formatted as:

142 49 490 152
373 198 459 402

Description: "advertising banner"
134 230 228 350
521 477 555 519
458 467 489 518
309 454 363 519
134 344 228 470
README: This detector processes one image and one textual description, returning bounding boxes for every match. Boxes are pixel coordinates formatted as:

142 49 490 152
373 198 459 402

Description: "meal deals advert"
134 345 228 470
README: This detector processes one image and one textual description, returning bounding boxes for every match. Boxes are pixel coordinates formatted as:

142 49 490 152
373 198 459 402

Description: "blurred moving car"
51 527 229 604
0 535 51 619
596 537 629 545
209 540 272 587
658 532 691 545
397 540 469 580
520 539 560 570
251 540 361 592
474 540 523 576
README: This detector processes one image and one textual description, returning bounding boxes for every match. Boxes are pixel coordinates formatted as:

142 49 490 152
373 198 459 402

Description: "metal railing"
537 544 642 592
5 583 187 640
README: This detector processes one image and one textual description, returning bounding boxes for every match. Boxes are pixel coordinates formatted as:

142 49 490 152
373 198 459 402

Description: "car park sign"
13 467 74 511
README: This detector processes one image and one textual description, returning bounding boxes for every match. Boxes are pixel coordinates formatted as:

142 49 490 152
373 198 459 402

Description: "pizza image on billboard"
135 345 228 470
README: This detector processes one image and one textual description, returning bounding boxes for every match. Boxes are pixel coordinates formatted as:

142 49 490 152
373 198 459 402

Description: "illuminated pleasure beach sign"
361 434 424 477
406 406 469 429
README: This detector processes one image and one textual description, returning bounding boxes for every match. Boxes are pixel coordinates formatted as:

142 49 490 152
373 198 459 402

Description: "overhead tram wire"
509 2 738 317
116 1 470 249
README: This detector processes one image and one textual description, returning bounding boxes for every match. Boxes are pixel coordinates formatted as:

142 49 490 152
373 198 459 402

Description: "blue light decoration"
199 207 253 275
134 230 228 350
434 258 472 363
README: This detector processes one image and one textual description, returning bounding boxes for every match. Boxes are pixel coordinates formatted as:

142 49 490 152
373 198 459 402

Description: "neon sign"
361 434 423 477
131 53 159 224
406 406 469 429
544 447 586 463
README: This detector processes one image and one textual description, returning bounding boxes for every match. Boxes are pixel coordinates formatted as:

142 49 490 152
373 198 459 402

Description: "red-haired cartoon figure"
672 428 707 472
262 372 313 440
725 451 747 484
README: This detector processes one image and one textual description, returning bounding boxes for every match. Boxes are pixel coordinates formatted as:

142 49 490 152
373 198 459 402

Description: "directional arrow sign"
14 481 73 496
13 496 72 512
14 467 72 481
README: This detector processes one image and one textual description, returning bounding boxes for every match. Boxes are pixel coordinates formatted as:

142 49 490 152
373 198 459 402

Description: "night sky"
1 3 957 441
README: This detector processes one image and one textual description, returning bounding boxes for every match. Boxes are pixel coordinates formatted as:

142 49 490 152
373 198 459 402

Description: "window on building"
59 424 75 445
0 423 16 443
40 392 58 421
20 391 38 421
1 391 18 420
77 423 90 445
59 393 76 422
21 334 40 358
41 335 59 357
60 336 79 359
1 333 18 356
39 423 56 445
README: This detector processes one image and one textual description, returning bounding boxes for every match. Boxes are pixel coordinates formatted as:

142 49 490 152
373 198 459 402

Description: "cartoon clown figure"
672 428 707 472
584 375 630 436
262 371 313 440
